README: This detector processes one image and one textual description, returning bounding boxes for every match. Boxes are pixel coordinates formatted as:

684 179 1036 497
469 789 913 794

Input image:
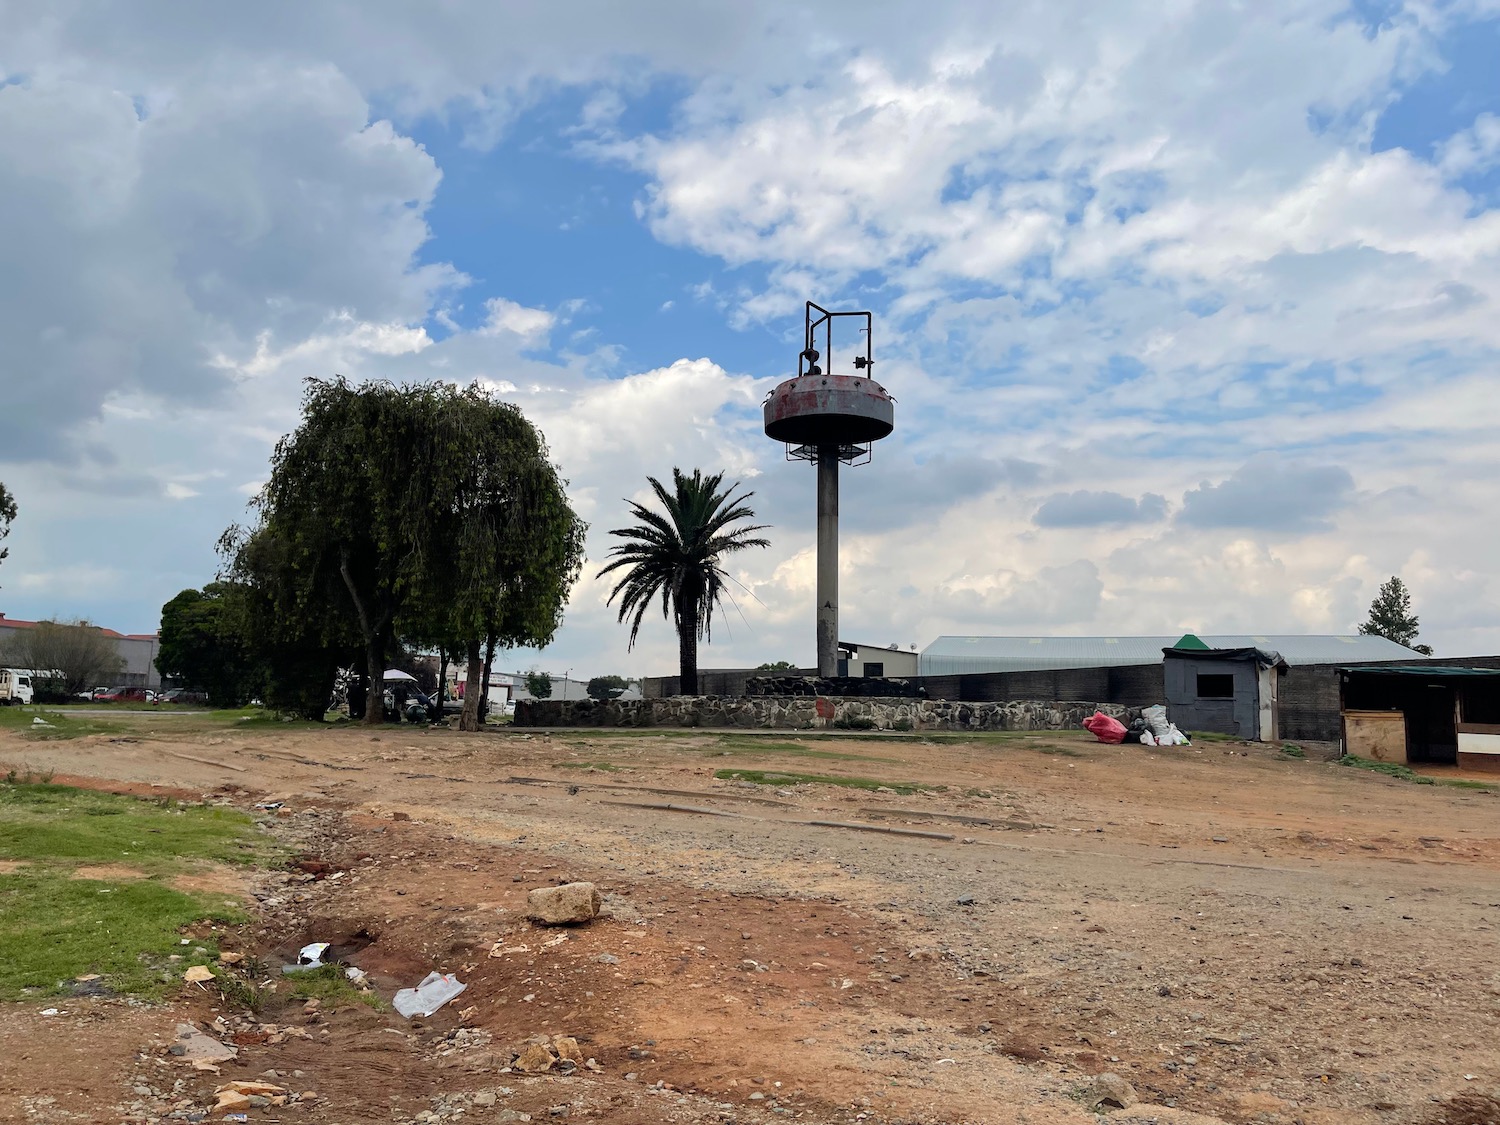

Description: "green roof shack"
1162 636 1288 741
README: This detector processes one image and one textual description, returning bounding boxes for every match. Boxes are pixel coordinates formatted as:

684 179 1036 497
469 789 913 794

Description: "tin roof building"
918 634 1422 676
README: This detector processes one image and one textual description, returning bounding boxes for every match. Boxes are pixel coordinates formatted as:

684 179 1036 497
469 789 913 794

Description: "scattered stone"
594 953 618 965
514 1043 558 1073
183 965 215 984
956 894 976 906
474 1092 498 1107
217 952 244 965
553 1036 583 1064
1211 836 1228 843
172 1024 238 1064
1090 1072 1138 1111
527 882 601 926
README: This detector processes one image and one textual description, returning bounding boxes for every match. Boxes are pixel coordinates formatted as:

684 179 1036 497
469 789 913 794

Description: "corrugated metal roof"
919 634 1423 675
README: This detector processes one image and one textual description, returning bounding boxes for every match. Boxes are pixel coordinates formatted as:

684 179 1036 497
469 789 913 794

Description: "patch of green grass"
1035 745 1084 758
0 779 271 1000
1279 744 1307 759
0 781 274 875
1339 755 1436 784
1187 730 1240 743
555 760 623 772
714 768 933 795
1442 778 1498 790
282 963 386 1011
0 708 120 740
707 736 904 763
0 870 239 1000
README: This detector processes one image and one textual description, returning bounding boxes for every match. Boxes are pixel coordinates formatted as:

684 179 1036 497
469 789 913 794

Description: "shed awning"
1164 646 1288 670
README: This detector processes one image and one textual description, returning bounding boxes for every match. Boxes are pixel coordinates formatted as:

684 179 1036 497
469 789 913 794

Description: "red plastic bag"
1082 711 1127 744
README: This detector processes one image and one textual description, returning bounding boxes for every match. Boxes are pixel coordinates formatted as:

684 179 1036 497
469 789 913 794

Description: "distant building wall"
642 668 817 698
0 615 161 690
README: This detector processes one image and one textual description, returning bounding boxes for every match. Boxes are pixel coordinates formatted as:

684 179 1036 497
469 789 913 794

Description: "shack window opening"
865 662 884 678
1197 673 1235 699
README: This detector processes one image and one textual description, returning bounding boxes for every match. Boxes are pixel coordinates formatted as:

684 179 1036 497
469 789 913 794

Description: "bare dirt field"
3 718 1499 1125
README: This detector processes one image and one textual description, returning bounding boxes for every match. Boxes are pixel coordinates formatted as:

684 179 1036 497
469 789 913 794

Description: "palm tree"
599 468 770 695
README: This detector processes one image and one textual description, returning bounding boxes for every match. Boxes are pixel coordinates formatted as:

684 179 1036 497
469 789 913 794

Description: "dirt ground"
3 720 1499 1125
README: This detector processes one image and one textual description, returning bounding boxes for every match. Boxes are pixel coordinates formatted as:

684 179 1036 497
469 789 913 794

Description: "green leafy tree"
0 482 15 585
599 468 770 695
524 669 553 699
156 584 257 707
586 674 630 701
217 526 350 720
756 661 797 671
399 384 585 731
1359 576 1434 655
0 619 124 699
232 377 584 726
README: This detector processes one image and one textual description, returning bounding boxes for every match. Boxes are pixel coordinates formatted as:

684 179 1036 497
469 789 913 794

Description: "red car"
94 686 154 703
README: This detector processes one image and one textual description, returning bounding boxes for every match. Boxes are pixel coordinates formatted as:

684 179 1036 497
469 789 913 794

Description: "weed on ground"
715 768 934 795
1340 755 1436 784
283 963 386 1011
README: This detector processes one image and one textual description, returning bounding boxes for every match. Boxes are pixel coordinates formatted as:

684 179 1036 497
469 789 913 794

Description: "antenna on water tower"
762 301 895 677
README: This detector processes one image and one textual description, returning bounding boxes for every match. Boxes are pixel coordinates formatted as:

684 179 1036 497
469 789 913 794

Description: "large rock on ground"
527 882 601 925
1090 1072 1138 1110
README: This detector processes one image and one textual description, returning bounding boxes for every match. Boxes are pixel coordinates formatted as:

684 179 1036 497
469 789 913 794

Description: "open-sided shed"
1339 665 1500 771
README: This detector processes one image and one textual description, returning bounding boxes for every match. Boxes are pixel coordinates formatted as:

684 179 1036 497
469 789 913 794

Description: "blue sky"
2 0 1499 674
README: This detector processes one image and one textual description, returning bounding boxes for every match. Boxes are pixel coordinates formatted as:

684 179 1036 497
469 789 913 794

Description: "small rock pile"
511 1034 602 1075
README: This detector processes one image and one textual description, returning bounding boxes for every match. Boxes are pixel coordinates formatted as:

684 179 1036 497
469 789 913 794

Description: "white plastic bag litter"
1141 705 1171 739
1139 730 1157 747
282 942 332 974
1162 723 1191 746
393 972 466 1018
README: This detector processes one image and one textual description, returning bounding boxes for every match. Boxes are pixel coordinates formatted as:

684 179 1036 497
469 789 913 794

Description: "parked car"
95 686 154 703
158 688 208 704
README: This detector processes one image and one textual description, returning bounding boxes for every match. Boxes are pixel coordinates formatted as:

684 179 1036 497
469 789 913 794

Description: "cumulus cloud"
1177 461 1357 533
3 0 1500 661
0 62 453 462
479 298 555 341
1034 490 1168 528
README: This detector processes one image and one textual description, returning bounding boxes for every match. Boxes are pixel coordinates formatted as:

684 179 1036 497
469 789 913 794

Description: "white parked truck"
0 668 35 705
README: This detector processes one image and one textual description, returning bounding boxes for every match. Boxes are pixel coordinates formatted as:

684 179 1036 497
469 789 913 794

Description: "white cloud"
479 298 556 342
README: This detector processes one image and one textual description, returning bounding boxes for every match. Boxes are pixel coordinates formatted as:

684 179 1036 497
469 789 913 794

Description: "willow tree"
407 383 585 731
599 468 769 695
237 377 583 725
0 481 15 584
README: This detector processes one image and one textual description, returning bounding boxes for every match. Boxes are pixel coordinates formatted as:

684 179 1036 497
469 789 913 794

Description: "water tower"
764 302 895 677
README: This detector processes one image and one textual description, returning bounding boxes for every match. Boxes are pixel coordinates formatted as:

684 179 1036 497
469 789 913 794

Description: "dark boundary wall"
643 665 1162 703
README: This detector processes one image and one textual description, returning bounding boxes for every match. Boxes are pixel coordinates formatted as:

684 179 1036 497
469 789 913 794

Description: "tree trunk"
480 634 497 722
434 650 448 722
678 601 698 695
459 639 483 731
363 633 385 725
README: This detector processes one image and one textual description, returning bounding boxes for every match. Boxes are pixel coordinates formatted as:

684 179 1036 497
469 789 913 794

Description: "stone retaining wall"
513 695 1135 732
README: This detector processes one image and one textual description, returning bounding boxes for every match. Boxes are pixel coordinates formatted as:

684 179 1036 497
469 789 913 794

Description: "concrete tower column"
816 444 839 677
